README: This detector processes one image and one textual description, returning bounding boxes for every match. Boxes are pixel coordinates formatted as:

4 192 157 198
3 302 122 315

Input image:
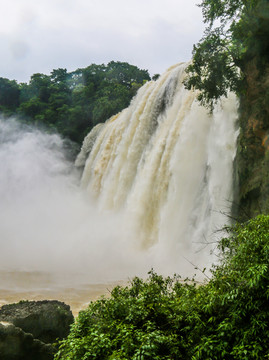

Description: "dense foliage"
0 61 151 143
55 215 269 359
184 0 269 108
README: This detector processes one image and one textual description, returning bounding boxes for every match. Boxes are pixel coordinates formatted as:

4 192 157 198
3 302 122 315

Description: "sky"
0 0 205 83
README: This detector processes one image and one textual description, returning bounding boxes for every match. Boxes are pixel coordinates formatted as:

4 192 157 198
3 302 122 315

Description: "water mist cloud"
0 117 145 284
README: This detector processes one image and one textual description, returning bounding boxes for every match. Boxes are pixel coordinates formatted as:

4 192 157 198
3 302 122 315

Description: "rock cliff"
237 57 269 218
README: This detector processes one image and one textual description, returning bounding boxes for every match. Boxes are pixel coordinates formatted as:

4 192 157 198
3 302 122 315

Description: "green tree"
152 74 160 81
2 61 151 144
18 96 46 119
184 0 269 108
51 68 68 84
0 77 20 113
27 73 52 102
105 61 150 87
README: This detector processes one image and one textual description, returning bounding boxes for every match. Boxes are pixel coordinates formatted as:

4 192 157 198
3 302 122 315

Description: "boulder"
0 322 54 360
0 300 74 343
0 300 74 359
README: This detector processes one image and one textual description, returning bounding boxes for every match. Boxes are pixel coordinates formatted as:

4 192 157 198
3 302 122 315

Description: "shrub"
55 215 269 360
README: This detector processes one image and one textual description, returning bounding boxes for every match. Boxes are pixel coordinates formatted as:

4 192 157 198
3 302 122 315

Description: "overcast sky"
0 0 205 83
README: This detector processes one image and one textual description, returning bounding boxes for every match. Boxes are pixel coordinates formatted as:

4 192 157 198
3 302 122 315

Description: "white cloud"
0 0 205 82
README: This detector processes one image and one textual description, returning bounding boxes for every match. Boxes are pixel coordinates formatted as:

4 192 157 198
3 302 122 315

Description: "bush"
55 215 269 360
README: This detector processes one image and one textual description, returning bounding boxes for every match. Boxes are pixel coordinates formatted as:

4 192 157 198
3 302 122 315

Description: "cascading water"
0 62 239 296
77 62 239 277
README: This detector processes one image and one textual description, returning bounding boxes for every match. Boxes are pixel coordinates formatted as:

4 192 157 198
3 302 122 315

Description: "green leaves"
185 0 269 108
199 0 245 25
55 215 269 359
0 77 20 113
184 26 241 110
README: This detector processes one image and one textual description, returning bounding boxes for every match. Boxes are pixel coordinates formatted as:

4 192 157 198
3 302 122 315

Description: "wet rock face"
0 300 74 360
0 322 54 360
237 60 269 218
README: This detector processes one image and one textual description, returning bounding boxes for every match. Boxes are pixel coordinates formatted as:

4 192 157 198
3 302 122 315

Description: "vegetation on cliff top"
184 0 269 109
0 61 151 144
55 215 269 359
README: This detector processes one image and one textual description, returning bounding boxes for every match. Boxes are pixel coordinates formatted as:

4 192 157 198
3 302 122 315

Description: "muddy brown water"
0 271 125 317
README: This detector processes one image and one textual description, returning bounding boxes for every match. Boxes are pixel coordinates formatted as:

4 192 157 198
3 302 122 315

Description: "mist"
0 117 152 285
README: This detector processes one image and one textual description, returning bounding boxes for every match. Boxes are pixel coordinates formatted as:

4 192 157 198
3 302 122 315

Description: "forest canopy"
0 61 152 144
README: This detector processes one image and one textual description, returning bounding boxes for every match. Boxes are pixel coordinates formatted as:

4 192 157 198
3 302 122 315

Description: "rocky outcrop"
0 300 74 360
0 322 54 360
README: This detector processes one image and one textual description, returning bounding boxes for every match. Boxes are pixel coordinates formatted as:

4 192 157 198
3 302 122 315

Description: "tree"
0 77 20 113
105 61 151 87
2 62 151 144
152 74 160 81
184 0 269 108
18 97 46 119
27 73 52 102
51 68 68 84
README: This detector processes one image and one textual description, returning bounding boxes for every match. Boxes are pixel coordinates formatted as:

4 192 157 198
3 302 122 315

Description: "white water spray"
0 63 238 286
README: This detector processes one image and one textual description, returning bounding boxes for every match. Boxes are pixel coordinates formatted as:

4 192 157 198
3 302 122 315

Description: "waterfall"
77 62 239 277
0 63 239 286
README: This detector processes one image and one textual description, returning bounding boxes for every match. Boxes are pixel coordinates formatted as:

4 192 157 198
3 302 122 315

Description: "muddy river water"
0 271 124 317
